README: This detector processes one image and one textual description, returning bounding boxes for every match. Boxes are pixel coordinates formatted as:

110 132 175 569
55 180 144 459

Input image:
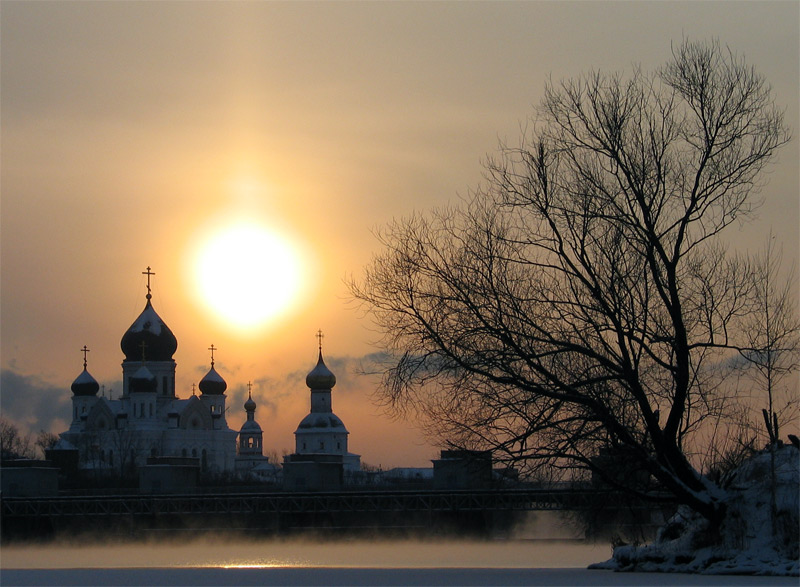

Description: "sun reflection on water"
1 515 610 570
1 538 609 571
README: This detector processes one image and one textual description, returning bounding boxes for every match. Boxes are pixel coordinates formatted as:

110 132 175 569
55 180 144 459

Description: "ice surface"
2 568 798 586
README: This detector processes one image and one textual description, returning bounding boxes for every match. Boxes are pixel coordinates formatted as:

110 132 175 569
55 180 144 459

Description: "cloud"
0 369 73 436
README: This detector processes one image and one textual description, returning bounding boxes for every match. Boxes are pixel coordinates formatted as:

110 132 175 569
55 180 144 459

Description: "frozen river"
2 537 796 586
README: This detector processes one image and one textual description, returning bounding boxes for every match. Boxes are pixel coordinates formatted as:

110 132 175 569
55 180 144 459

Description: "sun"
192 222 303 331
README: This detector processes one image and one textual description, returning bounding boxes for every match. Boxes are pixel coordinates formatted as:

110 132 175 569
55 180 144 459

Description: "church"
56 268 360 483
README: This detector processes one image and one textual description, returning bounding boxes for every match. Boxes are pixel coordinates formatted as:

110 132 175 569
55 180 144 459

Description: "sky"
1 1 798 468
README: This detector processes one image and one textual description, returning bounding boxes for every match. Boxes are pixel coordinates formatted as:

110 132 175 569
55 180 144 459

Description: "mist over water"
1 537 610 570
1 512 610 570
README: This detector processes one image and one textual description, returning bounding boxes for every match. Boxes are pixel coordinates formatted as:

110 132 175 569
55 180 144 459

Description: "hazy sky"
2 1 797 467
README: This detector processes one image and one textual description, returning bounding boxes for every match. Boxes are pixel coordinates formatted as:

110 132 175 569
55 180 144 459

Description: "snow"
130 305 163 336
72 369 97 385
2 568 798 586
590 445 799 577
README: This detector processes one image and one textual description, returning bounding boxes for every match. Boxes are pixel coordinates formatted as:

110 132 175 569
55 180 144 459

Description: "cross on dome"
316 329 324 351
142 266 155 300
81 345 90 369
208 344 217 366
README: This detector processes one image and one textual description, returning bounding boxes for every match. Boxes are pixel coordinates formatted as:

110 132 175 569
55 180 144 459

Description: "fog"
4 536 796 586
2 537 606 571
1 511 591 568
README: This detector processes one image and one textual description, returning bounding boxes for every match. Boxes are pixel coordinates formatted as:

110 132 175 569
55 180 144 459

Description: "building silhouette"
53 268 360 487
282 333 361 489
57 269 238 475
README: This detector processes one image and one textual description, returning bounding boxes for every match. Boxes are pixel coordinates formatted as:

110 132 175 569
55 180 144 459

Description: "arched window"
192 448 197 458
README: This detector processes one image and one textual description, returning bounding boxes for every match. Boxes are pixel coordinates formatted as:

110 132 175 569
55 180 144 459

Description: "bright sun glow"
193 222 303 331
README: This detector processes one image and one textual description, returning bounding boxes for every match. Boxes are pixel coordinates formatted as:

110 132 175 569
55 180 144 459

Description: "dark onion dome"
71 367 100 396
244 394 256 413
296 413 347 432
306 351 336 390
199 365 227 395
120 299 178 362
129 364 157 393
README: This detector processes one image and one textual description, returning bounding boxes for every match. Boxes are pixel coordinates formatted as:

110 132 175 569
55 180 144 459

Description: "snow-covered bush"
590 445 799 576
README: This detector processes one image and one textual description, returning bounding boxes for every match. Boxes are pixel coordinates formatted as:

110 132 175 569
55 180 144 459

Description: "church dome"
244 394 256 412
241 419 262 432
71 367 100 396
120 299 178 362
296 413 348 433
129 364 157 393
199 365 227 395
306 351 336 390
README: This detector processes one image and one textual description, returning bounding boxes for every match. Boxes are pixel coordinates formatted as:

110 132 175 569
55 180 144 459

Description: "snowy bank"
590 445 799 576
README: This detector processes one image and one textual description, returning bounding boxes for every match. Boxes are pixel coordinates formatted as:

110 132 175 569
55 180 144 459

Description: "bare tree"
351 40 791 527
737 234 800 534
739 235 799 444
107 426 143 480
0 417 36 460
35 430 60 458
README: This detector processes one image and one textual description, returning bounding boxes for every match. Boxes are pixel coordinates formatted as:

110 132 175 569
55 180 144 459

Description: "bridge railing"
1 488 674 518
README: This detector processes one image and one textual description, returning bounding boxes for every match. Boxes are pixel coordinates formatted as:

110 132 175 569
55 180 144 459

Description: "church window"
109 451 113 466
82 406 86 415
149 403 153 417
162 376 167 396
201 449 207 471
319 441 324 450
302 442 306 450
192 448 197 458
337 442 341 450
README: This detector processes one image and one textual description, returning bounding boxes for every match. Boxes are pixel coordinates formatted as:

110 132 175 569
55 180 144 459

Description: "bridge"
1 488 674 539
